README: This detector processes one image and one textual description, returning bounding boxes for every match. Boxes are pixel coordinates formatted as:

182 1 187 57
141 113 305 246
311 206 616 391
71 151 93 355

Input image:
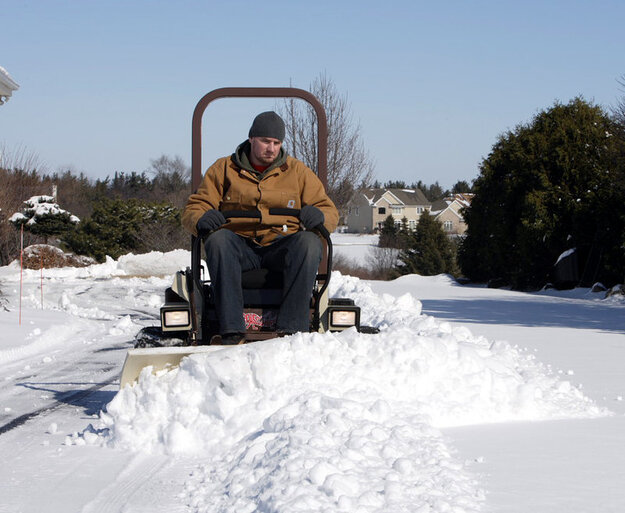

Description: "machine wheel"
134 326 188 348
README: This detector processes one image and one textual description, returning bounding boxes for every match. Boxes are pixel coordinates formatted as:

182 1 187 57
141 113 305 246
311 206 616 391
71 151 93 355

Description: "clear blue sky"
2 0 624 189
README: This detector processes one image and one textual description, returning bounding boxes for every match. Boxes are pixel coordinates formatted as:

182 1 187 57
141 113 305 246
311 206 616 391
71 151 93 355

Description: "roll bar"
191 87 328 191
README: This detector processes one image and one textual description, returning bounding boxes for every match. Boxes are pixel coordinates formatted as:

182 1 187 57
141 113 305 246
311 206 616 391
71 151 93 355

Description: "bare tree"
0 142 46 174
148 154 190 180
147 154 191 207
278 73 375 217
366 246 400 279
613 74 625 126
0 145 48 265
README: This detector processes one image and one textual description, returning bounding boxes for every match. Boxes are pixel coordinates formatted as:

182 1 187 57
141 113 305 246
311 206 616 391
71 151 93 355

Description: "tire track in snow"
0 374 118 436
80 452 176 513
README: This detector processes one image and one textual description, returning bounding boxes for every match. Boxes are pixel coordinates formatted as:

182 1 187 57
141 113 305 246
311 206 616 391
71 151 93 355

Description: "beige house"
430 193 474 236
345 188 473 235
0 66 19 105
345 188 431 233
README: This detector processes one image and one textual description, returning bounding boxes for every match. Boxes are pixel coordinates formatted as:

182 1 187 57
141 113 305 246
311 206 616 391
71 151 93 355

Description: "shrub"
21 244 96 269
62 198 186 262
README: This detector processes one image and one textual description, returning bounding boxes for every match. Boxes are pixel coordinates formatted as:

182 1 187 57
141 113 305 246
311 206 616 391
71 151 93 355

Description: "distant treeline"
1 154 461 266
0 155 191 265
371 179 473 201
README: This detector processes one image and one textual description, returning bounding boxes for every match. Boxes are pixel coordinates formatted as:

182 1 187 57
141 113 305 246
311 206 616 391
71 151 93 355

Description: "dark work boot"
220 333 246 345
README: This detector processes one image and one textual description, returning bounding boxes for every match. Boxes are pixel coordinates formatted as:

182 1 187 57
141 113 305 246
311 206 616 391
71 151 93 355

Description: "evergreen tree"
9 195 79 244
62 198 182 261
383 180 407 189
451 180 472 193
459 97 625 289
424 181 446 201
396 210 455 276
378 214 400 248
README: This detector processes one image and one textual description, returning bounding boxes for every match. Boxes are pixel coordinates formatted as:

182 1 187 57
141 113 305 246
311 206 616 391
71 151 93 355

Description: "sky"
1 0 624 190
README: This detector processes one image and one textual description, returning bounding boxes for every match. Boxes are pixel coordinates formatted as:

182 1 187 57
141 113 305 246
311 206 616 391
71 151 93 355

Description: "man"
182 111 339 344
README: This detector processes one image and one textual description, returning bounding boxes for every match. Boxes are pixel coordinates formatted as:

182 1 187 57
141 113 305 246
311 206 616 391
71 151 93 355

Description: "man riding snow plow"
120 88 374 387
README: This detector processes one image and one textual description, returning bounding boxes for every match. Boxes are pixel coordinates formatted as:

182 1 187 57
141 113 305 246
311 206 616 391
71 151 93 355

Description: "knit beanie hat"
248 111 285 142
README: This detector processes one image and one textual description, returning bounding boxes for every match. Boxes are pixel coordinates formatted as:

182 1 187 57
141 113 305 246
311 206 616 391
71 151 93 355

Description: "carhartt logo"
287 199 295 208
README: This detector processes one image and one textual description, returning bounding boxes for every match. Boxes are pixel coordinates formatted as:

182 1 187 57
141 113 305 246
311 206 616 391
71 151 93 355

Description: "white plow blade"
119 346 225 388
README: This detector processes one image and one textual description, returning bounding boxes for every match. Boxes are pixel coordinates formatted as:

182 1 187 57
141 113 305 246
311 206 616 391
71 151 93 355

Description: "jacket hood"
232 140 287 177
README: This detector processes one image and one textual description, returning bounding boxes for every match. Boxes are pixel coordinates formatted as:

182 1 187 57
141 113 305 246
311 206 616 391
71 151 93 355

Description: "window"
409 220 416 230
392 206 402 215
378 207 386 214
417 206 424 214
444 220 453 232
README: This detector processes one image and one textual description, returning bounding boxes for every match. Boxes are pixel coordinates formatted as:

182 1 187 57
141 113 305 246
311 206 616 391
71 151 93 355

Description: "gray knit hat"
248 111 285 141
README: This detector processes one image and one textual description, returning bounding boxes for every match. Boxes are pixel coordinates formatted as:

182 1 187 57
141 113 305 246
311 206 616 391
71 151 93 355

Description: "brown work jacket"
182 155 339 246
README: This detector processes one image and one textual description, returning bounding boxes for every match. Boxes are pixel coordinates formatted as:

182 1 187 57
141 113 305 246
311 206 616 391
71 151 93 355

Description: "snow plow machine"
120 87 377 387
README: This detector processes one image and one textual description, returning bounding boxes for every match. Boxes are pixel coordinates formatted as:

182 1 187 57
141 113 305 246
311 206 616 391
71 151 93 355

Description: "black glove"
299 205 324 230
196 210 226 236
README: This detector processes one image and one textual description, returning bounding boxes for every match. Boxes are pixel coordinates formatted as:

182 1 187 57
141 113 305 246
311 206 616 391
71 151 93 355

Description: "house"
430 193 474 236
344 188 431 233
345 188 474 235
0 66 19 105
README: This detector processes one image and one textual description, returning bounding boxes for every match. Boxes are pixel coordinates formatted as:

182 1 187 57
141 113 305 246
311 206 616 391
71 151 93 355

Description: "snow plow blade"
119 346 225 388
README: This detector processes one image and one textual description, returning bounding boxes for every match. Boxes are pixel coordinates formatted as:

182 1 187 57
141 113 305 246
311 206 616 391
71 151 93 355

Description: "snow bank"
101 311 605 455
64 269 608 512
1 249 191 281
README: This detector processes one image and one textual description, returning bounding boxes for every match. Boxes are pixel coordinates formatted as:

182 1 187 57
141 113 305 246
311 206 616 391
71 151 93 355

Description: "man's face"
249 136 282 166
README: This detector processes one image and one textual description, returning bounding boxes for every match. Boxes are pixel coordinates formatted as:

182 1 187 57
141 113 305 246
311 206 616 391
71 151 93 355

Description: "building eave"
0 66 19 105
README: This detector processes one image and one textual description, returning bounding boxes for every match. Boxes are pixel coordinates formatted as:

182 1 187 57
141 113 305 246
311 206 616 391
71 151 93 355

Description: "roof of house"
430 199 449 215
430 193 474 215
447 193 474 208
360 188 431 207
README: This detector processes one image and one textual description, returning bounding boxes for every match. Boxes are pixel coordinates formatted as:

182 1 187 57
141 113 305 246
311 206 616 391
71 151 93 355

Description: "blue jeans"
204 230 323 334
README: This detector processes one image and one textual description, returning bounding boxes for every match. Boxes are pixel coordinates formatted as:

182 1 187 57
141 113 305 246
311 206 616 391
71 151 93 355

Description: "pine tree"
459 97 625 289
378 214 400 248
396 210 455 276
62 198 182 262
9 195 79 244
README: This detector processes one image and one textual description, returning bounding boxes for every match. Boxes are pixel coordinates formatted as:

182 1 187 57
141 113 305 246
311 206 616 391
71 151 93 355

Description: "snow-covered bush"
9 195 79 243
20 244 96 269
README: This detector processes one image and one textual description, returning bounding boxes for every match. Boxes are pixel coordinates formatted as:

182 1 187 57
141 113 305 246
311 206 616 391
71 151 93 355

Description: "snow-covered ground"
0 233 623 512
331 233 379 266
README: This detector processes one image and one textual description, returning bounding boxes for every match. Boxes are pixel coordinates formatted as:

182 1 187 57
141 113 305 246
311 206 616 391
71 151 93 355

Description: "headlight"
330 310 357 327
161 307 191 330
164 310 190 327
328 305 360 331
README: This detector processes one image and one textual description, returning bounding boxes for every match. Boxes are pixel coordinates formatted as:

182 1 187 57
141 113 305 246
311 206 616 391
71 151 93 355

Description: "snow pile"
97 332 488 511
115 250 191 276
3 249 190 280
101 321 605 455
65 270 607 512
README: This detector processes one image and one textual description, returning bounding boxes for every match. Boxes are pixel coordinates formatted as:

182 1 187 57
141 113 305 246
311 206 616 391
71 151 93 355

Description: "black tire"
134 326 187 348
